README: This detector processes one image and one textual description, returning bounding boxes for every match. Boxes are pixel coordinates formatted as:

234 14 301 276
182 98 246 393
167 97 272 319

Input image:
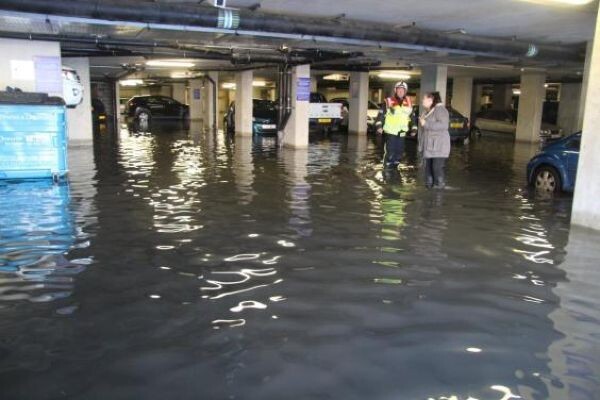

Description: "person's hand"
376 128 383 135
419 117 426 127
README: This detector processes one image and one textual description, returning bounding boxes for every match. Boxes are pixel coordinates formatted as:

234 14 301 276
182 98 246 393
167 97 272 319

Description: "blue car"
527 132 581 193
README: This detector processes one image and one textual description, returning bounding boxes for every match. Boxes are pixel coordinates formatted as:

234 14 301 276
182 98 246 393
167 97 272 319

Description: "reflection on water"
0 123 598 400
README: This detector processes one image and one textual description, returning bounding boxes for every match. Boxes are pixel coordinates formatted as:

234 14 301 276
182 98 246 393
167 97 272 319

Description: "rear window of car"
310 93 326 103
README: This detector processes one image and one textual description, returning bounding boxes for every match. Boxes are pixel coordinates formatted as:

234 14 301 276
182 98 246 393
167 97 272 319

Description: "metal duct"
0 0 585 62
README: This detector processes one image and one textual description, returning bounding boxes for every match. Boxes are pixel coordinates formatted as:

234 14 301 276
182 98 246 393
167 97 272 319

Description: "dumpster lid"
0 89 65 106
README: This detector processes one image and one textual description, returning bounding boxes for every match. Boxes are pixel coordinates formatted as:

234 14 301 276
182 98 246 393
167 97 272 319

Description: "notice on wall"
34 56 62 95
10 60 35 81
296 77 310 101
193 88 201 100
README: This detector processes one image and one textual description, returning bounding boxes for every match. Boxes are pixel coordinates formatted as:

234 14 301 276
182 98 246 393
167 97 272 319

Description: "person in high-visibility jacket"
375 81 415 168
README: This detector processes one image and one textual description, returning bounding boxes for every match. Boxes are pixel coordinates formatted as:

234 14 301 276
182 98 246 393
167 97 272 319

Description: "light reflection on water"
0 123 598 400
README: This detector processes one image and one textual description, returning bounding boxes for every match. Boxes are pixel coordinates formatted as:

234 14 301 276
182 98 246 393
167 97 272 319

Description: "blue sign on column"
193 88 201 100
297 77 311 101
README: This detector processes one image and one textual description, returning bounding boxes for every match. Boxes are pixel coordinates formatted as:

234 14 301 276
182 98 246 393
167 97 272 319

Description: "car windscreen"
253 100 277 119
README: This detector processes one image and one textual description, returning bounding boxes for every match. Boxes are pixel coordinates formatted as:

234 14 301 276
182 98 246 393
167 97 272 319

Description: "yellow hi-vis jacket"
376 96 413 136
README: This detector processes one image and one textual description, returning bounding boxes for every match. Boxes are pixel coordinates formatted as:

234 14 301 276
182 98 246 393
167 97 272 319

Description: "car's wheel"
471 127 482 138
533 166 561 194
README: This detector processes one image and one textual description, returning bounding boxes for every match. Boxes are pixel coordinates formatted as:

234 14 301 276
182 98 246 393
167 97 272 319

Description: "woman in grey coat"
418 92 451 189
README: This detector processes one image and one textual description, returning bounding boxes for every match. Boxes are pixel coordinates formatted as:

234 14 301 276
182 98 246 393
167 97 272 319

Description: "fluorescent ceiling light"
377 72 412 80
119 79 144 86
146 59 195 68
323 73 349 81
513 89 522 95
252 81 267 87
222 82 236 89
171 71 195 79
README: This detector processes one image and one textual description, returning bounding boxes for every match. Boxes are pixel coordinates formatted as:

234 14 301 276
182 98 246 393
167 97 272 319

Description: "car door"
146 96 167 116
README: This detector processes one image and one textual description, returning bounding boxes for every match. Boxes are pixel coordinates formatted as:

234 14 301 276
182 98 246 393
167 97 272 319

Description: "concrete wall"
0 38 62 97
63 58 93 142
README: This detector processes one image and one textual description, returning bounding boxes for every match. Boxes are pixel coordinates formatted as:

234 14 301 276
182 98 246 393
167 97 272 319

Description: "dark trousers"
424 157 446 188
383 134 405 167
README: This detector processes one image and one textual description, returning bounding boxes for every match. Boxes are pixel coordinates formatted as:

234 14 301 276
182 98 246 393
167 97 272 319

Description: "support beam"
234 70 253 136
206 71 219 130
348 71 369 135
63 57 93 142
557 83 582 135
283 64 310 149
310 76 318 92
452 77 473 120
189 79 203 121
420 65 448 104
492 84 513 111
172 82 186 104
515 71 546 143
572 3 600 230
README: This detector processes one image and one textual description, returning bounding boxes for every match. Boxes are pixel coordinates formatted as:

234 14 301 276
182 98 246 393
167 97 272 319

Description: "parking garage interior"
1 1 600 399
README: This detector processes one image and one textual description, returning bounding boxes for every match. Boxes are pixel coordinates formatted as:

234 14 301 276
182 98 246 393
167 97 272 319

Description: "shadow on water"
0 124 598 400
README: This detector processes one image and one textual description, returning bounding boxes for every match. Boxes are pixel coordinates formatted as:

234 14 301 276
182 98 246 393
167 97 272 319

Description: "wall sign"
296 77 310 101
193 88 201 100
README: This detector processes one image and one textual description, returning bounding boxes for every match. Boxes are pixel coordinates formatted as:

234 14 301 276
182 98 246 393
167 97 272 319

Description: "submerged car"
408 106 470 142
527 132 581 193
125 95 189 122
224 99 278 136
329 97 381 133
473 109 562 139
61 66 83 108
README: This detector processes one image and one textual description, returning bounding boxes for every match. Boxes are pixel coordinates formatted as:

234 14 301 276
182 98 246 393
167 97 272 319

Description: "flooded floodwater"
0 122 599 400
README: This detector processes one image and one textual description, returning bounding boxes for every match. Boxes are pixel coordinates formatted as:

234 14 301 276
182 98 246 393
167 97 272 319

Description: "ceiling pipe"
0 0 585 62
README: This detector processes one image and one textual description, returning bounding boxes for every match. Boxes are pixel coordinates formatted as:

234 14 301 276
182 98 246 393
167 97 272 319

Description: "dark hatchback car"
527 132 581 193
125 95 189 122
408 106 470 142
224 99 278 136
91 98 107 125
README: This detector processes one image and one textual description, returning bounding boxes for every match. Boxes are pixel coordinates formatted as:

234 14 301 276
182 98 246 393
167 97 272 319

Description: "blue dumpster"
0 96 68 180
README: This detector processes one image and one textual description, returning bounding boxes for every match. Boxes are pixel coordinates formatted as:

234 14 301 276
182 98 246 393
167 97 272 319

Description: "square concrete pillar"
172 82 186 104
557 83 582 135
235 70 253 136
572 3 600 230
492 84 513 111
420 65 448 104
516 71 546 143
310 76 318 92
472 84 483 115
282 64 310 149
348 71 369 135
63 58 93 142
206 71 219 130
114 80 121 124
452 77 473 120
578 40 594 132
189 79 203 121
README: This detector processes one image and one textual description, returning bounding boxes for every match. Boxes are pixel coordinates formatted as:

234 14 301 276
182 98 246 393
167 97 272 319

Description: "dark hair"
425 91 442 108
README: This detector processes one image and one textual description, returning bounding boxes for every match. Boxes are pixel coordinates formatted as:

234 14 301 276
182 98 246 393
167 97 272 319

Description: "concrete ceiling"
222 0 599 44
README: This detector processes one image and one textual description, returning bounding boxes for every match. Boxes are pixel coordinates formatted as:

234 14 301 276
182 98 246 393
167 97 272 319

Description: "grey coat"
418 104 451 158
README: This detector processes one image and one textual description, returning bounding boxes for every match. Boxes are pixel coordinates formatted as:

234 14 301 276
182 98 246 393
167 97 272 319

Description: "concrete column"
557 83 582 135
572 3 600 230
189 79 203 121
114 80 121 125
63 58 93 142
578 41 594 132
420 65 448 104
172 82 186 104
282 64 310 149
348 71 369 135
492 84 513 110
207 71 219 130
472 84 483 115
516 71 546 143
234 70 253 136
452 77 473 120
310 76 318 92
